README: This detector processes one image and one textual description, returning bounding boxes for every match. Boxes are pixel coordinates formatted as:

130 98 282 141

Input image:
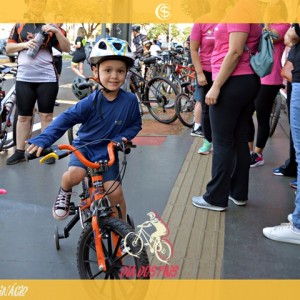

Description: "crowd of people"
2 19 300 248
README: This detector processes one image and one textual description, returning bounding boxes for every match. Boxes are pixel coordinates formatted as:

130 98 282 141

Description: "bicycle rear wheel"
145 76 178 124
175 93 195 128
269 92 282 137
77 218 149 279
0 104 16 150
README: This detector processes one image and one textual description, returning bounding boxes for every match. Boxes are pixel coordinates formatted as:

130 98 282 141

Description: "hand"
24 39 37 50
42 24 59 34
205 86 220 106
26 142 44 157
197 72 208 86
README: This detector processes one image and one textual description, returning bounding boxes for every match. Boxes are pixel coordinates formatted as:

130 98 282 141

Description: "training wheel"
54 225 60 250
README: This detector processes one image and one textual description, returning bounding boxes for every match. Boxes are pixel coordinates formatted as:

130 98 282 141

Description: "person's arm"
205 31 248 106
284 24 300 47
190 39 207 86
42 24 70 53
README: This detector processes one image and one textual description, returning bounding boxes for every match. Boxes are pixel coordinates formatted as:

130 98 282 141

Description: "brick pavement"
150 137 224 279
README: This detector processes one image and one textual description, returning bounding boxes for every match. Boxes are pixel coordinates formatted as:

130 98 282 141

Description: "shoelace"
55 191 75 208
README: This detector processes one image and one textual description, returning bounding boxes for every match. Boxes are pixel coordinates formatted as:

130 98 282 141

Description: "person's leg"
71 61 85 78
262 82 300 244
255 85 281 152
53 166 86 220
191 82 203 137
202 75 259 207
103 161 126 221
6 81 36 165
36 82 58 131
290 82 300 229
275 82 298 176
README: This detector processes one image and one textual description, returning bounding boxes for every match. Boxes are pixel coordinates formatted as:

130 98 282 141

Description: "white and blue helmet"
89 37 134 68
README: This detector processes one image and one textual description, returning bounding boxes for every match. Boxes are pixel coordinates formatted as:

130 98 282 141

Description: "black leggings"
248 84 282 148
200 71 213 142
203 75 260 207
16 81 59 116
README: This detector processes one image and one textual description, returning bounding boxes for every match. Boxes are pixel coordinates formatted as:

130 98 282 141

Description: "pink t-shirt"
261 24 290 85
211 24 262 80
190 23 216 72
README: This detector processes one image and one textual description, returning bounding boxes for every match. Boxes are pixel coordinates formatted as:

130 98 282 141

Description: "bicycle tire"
145 76 178 124
175 93 195 128
77 218 149 279
269 93 282 137
1 104 17 150
68 124 81 144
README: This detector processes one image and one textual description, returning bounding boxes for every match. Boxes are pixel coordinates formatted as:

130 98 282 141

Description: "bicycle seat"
181 82 191 88
143 57 158 65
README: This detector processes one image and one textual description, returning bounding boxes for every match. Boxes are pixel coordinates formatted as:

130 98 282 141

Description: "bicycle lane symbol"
123 211 174 264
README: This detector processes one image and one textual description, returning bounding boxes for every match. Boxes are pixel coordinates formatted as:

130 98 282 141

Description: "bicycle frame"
135 225 160 253
40 142 128 272
0 66 17 150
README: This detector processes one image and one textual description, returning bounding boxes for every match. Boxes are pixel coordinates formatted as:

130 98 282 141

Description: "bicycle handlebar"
25 141 136 169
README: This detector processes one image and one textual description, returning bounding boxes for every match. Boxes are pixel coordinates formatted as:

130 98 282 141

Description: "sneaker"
272 167 284 176
289 180 297 189
288 214 293 223
192 196 227 211
190 126 204 137
198 139 212 154
250 152 264 168
229 196 247 206
263 223 300 245
6 150 25 165
52 187 72 220
54 101 60 106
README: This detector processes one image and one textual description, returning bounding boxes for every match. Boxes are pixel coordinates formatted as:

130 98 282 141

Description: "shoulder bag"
246 29 277 77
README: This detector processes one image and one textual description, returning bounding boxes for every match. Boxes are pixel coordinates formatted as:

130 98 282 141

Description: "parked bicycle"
129 58 178 124
175 81 196 128
0 65 17 150
26 140 150 279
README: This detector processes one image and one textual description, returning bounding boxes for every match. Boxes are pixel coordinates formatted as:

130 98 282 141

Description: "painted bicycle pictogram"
124 212 173 264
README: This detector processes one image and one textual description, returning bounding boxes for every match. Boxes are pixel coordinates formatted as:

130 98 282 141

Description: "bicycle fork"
91 212 123 272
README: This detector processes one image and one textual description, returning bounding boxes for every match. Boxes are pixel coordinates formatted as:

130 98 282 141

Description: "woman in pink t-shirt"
248 23 290 168
190 23 216 154
192 24 262 211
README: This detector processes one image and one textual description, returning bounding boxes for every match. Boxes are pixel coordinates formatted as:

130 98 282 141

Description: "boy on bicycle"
26 37 142 221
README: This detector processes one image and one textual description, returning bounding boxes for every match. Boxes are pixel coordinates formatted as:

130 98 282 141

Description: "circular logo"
155 3 171 20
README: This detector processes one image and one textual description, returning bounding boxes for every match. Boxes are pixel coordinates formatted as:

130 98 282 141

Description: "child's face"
98 60 127 92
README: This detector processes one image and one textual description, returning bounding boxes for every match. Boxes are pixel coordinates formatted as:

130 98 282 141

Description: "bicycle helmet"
132 25 141 32
72 77 92 100
89 37 134 68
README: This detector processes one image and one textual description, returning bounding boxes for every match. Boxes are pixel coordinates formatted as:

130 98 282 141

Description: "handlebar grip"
25 147 53 162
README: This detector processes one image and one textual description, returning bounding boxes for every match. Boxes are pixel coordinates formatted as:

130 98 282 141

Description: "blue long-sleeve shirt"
28 89 142 162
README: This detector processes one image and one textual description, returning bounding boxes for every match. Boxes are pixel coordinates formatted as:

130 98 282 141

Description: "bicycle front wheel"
77 218 149 279
269 93 282 137
175 93 195 128
145 76 178 124
155 240 173 264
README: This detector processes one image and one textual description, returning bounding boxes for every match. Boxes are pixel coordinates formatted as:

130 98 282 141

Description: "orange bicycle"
26 140 149 279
